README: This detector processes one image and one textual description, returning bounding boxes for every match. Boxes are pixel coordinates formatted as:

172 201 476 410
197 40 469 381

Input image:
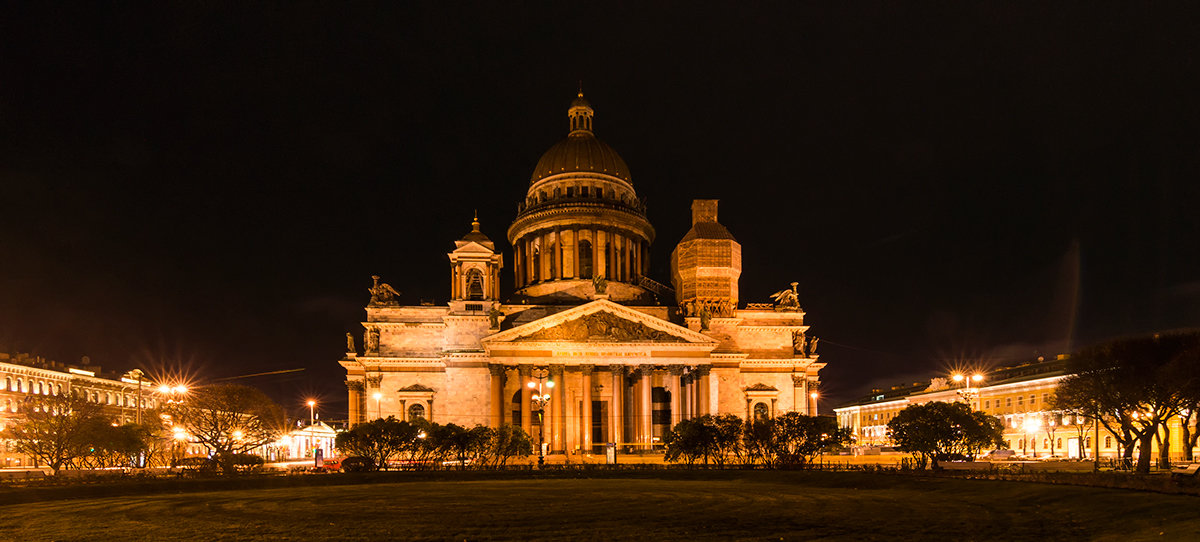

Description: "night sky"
2 4 1198 420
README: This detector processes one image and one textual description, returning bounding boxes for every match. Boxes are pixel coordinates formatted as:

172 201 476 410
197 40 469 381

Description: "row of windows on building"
2 376 151 410
1007 436 1116 450
983 393 1050 410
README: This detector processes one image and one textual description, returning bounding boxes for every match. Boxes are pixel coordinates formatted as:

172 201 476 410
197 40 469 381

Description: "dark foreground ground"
5 470 1198 541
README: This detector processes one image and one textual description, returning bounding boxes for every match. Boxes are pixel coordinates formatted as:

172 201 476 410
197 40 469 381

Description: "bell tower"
449 213 503 310
671 199 742 317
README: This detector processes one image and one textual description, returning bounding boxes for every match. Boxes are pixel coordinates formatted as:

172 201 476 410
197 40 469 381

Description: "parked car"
340 456 374 473
983 449 1016 460
317 458 343 472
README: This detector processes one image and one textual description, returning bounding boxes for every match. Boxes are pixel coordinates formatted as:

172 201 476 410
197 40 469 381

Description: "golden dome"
530 134 631 184
530 92 631 184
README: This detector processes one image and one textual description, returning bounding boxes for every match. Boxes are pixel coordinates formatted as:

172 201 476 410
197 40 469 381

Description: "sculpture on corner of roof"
488 305 503 329
593 274 607 295
368 275 401 306
346 332 356 353
808 336 819 356
698 307 711 331
792 330 807 356
770 282 801 311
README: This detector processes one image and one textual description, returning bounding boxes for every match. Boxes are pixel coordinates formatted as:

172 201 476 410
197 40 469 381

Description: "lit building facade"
835 356 1199 460
340 92 826 454
0 353 160 468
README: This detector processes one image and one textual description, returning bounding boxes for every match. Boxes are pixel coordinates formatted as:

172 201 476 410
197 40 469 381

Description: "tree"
335 416 417 471
479 424 531 468
887 402 1004 469
663 417 713 466
1053 332 1200 474
172 384 286 475
772 412 850 466
2 393 109 474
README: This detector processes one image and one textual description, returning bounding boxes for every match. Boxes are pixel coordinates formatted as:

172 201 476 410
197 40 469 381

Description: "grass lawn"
6 471 1199 540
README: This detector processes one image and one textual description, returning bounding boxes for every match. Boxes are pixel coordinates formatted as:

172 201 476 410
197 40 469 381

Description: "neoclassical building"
340 92 825 453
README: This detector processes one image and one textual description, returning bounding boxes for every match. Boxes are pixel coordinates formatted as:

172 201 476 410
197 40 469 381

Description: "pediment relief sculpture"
520 311 686 342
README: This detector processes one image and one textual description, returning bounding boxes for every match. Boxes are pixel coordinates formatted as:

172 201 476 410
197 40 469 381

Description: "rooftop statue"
346 332 355 353
488 306 503 329
593 274 607 295
368 275 401 306
770 282 801 311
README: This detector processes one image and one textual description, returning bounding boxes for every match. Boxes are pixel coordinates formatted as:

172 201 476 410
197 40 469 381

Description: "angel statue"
368 275 401 306
770 282 801 310
792 330 807 356
808 336 819 356
593 274 608 295
346 332 356 353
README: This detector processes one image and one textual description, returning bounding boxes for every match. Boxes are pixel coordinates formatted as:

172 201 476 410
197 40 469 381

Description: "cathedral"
340 92 824 454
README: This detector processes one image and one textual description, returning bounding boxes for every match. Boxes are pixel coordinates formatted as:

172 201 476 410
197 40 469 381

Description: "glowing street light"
528 368 554 468
307 399 317 426
1023 417 1042 458
373 392 383 420
810 391 819 415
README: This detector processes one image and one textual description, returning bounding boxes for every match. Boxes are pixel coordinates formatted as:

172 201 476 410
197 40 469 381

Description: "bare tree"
2 393 109 474
172 384 286 474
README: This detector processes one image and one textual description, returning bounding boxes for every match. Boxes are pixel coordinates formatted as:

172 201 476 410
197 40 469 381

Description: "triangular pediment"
483 299 716 345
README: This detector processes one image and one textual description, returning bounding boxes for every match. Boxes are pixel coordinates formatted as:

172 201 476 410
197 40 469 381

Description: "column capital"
345 380 365 391
693 366 711 377
668 365 686 376
489 364 507 377
364 374 383 388
518 365 532 377
549 363 566 375
607 363 625 374
579 364 595 375
791 374 806 387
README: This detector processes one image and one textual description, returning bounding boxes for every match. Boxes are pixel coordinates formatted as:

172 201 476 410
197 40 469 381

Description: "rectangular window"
1018 396 1024 405
465 304 483 312
1006 397 1012 407
984 400 990 409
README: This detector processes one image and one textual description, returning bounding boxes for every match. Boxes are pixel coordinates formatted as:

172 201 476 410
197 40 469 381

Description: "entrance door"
1068 437 1081 459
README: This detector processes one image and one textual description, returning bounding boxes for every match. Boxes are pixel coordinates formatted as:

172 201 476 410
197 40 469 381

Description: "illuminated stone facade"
340 93 825 454
0 353 159 468
835 356 1199 460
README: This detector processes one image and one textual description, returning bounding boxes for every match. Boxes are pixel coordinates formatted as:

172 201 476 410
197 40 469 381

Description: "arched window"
106 392 113 405
4 377 10 392
1056 438 1062 449
1043 439 1049 449
33 382 41 395
408 403 425 421
753 402 769 421
53 383 60 396
578 240 593 279
19 379 26 393
466 269 485 300
1105 435 1112 448
511 390 523 426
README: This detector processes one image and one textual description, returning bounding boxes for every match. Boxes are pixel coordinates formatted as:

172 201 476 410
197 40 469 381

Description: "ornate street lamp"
527 368 554 468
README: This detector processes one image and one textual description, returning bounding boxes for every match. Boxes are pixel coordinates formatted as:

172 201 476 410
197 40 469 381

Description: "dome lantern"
568 90 594 135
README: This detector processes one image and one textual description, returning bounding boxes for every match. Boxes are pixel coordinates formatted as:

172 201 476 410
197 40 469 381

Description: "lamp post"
952 372 985 409
307 400 317 426
1023 417 1042 459
372 392 382 421
527 368 554 468
809 391 819 415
